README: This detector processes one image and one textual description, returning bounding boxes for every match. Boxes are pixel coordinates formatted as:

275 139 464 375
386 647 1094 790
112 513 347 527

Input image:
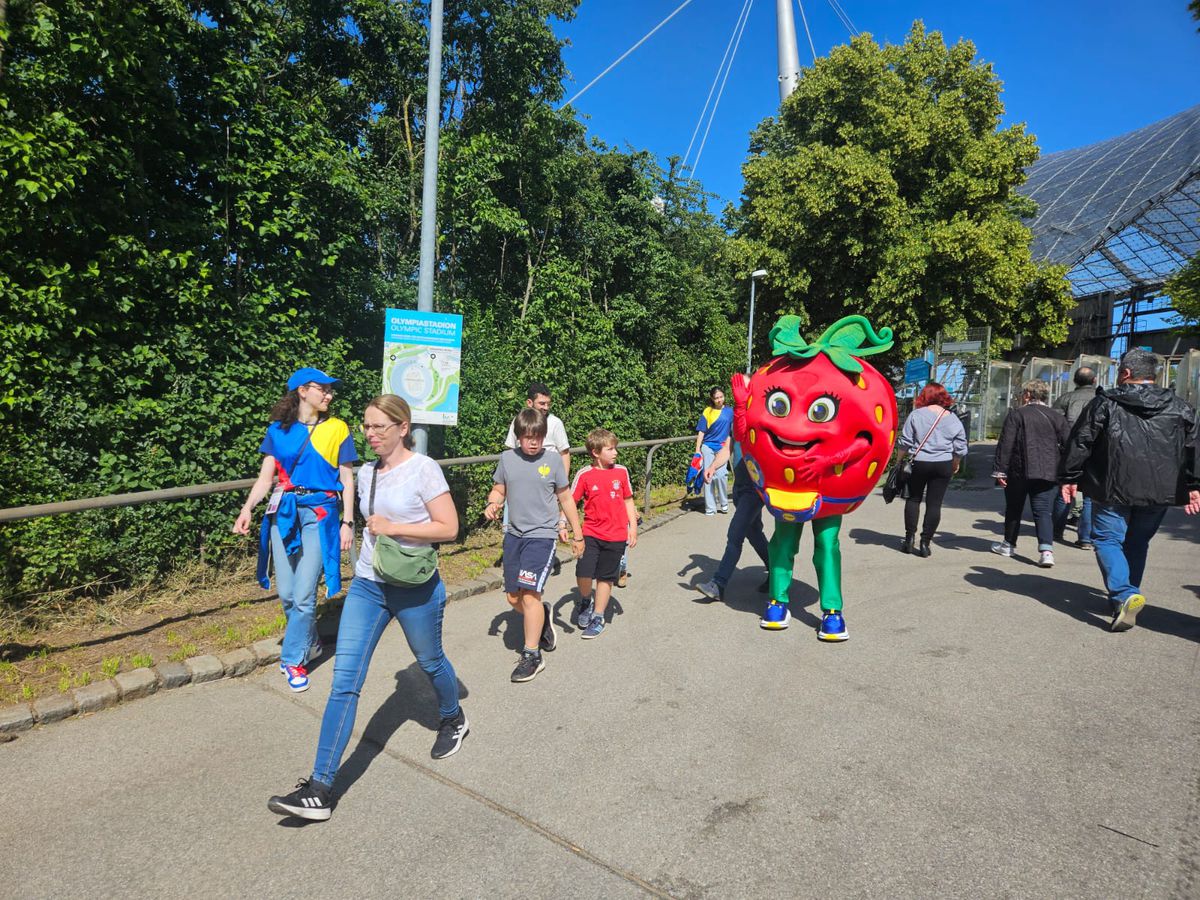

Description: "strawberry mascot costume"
731 314 897 640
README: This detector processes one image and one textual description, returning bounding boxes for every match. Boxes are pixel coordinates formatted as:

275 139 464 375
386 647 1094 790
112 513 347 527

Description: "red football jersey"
571 464 634 542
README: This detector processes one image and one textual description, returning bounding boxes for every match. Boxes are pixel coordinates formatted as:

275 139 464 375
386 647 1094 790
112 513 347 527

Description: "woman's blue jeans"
312 572 459 787
270 508 323 667
1091 502 1168 608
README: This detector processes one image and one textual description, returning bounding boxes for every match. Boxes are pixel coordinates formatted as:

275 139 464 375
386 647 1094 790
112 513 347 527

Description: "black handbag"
882 459 912 504
882 409 946 504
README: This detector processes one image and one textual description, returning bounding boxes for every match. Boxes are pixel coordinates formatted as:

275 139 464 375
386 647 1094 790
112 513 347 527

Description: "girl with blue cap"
233 368 358 692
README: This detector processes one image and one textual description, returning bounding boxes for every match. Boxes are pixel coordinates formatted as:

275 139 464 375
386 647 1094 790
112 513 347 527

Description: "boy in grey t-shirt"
484 408 583 684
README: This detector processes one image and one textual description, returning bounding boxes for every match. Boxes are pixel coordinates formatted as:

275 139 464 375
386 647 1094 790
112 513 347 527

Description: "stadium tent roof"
1020 104 1200 298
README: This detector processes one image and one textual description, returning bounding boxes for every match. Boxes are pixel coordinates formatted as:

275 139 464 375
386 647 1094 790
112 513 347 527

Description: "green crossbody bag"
368 460 438 586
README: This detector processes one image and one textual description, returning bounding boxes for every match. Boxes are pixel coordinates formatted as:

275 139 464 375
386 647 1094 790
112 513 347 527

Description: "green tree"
728 23 1073 358
0 0 744 604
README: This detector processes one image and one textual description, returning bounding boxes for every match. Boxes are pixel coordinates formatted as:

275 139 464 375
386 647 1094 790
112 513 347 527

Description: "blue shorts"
502 533 557 595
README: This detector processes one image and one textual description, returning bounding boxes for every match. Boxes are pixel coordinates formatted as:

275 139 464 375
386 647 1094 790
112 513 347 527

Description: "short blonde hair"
586 428 617 456
365 394 415 449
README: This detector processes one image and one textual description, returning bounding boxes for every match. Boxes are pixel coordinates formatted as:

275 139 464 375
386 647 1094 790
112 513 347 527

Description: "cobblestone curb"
0 504 691 739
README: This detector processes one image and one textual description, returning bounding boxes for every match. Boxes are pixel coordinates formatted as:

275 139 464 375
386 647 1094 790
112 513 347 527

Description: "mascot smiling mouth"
766 430 874 457
767 432 819 456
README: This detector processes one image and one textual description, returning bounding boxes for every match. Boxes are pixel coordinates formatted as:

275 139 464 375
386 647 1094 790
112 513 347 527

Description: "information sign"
904 358 931 384
382 309 462 426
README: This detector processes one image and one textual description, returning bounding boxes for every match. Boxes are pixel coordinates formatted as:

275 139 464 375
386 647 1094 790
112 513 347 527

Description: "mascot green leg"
767 520 802 604
811 515 843 614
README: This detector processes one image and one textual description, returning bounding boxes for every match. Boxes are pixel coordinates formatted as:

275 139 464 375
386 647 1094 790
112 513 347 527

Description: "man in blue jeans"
1060 349 1200 632
696 438 770 602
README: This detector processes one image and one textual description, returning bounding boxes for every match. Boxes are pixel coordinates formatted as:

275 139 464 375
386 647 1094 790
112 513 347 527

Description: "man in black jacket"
1061 349 1200 632
1052 366 1098 547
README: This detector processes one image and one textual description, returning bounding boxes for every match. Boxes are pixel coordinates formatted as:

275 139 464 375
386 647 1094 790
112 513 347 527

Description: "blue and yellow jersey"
258 418 357 491
696 405 733 450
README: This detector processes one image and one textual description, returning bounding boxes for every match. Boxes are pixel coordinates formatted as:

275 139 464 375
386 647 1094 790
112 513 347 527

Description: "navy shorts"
502 533 557 595
576 536 626 583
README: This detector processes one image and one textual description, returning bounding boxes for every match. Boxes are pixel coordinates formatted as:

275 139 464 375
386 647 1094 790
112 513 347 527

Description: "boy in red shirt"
567 429 638 638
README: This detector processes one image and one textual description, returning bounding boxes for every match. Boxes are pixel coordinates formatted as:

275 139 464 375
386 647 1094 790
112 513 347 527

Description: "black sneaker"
511 649 545 683
539 600 557 652
268 777 332 821
431 709 470 759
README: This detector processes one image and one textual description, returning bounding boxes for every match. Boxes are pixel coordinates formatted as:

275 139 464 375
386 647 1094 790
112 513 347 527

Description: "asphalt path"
4 454 1200 898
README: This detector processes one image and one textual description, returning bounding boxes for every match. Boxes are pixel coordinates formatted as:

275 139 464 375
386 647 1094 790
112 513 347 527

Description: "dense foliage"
0 0 743 603
725 24 1074 358
0 9 1062 605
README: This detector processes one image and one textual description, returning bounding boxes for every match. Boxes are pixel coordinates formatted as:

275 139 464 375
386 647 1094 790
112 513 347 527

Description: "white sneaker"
991 541 1014 557
1038 550 1055 568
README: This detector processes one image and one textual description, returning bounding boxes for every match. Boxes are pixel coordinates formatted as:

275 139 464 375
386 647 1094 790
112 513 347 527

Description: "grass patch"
100 656 121 678
131 653 153 669
167 644 198 663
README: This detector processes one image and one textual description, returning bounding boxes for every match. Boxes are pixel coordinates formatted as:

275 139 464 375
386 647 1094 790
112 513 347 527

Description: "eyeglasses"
304 383 335 396
360 422 400 434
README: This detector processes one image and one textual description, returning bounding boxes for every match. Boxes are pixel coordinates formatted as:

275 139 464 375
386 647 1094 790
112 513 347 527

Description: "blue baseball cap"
287 367 340 391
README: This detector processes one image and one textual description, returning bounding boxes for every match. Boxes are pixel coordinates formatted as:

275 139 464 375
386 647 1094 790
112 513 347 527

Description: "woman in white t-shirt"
269 394 466 822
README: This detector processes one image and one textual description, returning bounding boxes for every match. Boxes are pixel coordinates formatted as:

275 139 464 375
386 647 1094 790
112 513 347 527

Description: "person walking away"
892 382 967 557
267 395 466 821
504 381 571 573
485 408 584 682
569 429 638 638
233 368 356 694
1052 366 1098 548
694 387 734 516
991 381 1070 567
695 436 771 601
1061 349 1200 632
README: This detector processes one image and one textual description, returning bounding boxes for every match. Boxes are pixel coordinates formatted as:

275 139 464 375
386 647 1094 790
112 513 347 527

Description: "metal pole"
775 0 802 101
747 277 757 374
412 0 444 456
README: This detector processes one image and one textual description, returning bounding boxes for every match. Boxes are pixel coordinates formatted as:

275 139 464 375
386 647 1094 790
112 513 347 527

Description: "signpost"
904 358 931 384
382 309 462 426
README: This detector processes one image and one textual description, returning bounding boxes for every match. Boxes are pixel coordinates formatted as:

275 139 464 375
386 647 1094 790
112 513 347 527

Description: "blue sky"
555 0 1200 211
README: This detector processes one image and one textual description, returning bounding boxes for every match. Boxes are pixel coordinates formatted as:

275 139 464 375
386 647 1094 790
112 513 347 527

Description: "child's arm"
624 497 639 548
556 486 584 557
483 483 507 521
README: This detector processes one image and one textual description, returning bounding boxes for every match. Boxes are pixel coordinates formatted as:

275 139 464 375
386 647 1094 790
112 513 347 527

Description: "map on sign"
382 309 463 426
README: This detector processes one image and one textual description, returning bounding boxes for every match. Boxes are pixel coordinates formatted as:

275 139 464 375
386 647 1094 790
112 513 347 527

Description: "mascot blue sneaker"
818 611 848 642
760 600 791 630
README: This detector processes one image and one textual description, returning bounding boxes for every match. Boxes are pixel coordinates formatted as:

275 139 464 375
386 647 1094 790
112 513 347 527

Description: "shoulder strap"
282 420 317 479
368 459 381 517
913 409 947 456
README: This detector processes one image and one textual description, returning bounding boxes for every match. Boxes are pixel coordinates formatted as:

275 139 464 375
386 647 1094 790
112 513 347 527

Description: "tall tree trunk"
520 249 534 320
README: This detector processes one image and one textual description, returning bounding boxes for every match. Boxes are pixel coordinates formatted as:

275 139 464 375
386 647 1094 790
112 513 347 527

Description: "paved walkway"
4 453 1200 898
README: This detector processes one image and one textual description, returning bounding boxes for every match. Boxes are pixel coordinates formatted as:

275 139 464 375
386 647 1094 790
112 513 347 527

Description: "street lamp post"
412 0 444 456
747 269 768 373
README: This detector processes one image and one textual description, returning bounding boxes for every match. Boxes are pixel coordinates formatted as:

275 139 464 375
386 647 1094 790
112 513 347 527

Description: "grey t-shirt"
493 448 568 538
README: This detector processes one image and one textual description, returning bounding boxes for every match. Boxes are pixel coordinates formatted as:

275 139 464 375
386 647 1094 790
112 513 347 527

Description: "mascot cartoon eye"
766 390 791 418
807 395 839 423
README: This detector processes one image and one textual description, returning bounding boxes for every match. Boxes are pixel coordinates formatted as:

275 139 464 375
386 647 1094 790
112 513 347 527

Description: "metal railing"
0 435 697 525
